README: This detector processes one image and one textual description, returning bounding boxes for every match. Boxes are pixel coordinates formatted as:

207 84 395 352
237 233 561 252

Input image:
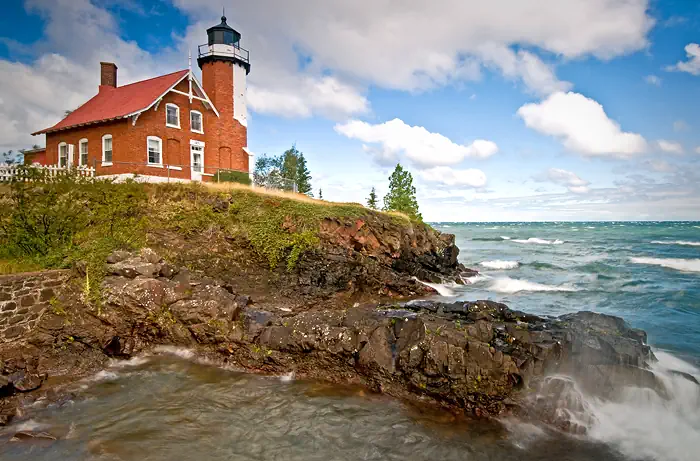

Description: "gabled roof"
32 69 190 135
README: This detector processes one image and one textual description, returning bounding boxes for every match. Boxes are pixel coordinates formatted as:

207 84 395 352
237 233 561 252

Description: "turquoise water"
434 222 700 361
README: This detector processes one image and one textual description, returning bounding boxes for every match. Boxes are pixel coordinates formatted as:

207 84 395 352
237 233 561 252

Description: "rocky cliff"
0 248 654 430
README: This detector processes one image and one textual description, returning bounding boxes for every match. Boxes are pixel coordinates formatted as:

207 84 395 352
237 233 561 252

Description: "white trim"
190 139 205 147
190 142 204 182
123 72 190 118
201 173 215 177
121 71 220 120
146 136 163 166
171 89 209 103
58 142 68 168
188 72 220 118
190 110 204 134
78 138 88 166
165 103 180 129
167 165 183 171
98 174 190 184
102 134 113 164
154 99 162 111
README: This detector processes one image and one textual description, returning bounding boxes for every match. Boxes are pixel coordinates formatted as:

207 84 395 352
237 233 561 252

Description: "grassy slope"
1 181 430 305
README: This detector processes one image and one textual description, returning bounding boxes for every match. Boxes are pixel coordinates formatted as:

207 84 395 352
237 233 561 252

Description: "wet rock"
10 430 57 442
8 371 43 392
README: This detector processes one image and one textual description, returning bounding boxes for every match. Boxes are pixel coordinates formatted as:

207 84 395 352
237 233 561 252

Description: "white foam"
412 277 459 297
109 356 150 369
651 240 700 247
153 345 196 359
280 371 295 383
630 257 700 273
585 351 700 461
480 260 520 270
500 236 511 240
460 273 490 284
489 277 577 293
91 370 120 382
512 237 564 245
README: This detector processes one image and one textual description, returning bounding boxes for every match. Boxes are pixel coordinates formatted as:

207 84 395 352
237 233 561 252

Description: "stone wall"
0 270 70 343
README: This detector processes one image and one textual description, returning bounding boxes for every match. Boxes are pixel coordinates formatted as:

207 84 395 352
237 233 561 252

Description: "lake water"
1 221 699 461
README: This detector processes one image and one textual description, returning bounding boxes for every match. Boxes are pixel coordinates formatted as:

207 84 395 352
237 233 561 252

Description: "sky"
1 0 700 221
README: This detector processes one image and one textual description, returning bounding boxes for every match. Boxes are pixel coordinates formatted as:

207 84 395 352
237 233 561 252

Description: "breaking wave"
413 278 459 297
512 238 564 245
651 240 700 247
539 351 700 461
480 260 520 270
489 277 578 293
630 257 700 273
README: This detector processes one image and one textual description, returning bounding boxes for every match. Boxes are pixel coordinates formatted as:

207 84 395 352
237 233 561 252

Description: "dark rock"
159 263 177 279
106 250 132 264
8 371 43 392
10 431 57 442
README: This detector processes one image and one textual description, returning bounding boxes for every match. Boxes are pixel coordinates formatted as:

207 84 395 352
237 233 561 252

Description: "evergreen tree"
382 164 421 221
253 144 313 194
295 153 313 196
367 187 378 209
318 188 323 200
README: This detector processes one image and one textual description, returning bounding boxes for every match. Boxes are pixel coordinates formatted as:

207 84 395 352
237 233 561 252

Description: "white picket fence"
0 165 96 182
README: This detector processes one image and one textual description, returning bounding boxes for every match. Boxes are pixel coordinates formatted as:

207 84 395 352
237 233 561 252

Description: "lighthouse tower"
197 14 251 171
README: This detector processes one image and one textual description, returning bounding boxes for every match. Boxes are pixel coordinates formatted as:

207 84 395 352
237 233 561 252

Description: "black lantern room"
207 15 241 47
197 14 251 74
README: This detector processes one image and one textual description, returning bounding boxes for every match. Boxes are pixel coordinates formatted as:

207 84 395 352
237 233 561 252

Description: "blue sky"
1 0 700 221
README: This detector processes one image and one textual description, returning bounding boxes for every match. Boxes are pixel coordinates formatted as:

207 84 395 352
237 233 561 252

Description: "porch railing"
0 165 95 182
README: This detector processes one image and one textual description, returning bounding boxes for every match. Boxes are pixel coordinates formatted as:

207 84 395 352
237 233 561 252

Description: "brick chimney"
100 62 118 90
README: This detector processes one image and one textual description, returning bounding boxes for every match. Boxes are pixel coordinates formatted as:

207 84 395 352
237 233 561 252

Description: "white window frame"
147 136 163 167
165 103 180 129
58 142 68 168
190 110 204 134
78 138 88 167
102 134 113 166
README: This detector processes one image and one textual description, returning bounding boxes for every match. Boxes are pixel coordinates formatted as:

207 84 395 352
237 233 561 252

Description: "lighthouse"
197 14 251 172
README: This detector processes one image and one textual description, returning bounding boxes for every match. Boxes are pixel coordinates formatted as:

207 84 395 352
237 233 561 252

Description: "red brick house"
31 16 251 182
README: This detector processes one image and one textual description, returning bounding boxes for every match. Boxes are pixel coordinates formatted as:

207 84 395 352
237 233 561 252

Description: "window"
79 138 88 166
58 142 68 168
147 136 162 166
102 135 112 165
166 103 180 128
190 110 203 134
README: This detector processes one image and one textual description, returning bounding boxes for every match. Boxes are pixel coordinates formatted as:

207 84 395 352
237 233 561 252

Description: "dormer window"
190 110 203 134
166 103 180 128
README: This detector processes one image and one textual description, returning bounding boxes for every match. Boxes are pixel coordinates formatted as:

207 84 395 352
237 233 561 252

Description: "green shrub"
215 170 252 185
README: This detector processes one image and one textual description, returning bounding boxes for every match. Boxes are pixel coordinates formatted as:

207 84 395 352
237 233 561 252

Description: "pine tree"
382 164 421 221
367 187 378 209
296 153 313 195
318 188 323 200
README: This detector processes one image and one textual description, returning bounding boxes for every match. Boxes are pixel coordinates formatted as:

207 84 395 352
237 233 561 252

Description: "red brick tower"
197 15 251 172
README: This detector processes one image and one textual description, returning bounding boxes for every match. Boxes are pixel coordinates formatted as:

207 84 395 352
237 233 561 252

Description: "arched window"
102 134 113 165
165 103 180 128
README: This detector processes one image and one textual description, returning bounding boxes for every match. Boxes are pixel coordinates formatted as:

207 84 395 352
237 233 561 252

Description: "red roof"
33 69 189 135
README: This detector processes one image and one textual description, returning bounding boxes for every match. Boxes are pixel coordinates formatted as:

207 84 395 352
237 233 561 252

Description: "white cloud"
420 166 487 188
673 120 689 132
644 75 662 86
517 91 648 157
334 118 498 168
248 76 368 119
645 159 676 172
657 140 684 154
174 0 653 92
666 43 700 75
542 168 590 194
477 46 572 96
696 146 700 155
